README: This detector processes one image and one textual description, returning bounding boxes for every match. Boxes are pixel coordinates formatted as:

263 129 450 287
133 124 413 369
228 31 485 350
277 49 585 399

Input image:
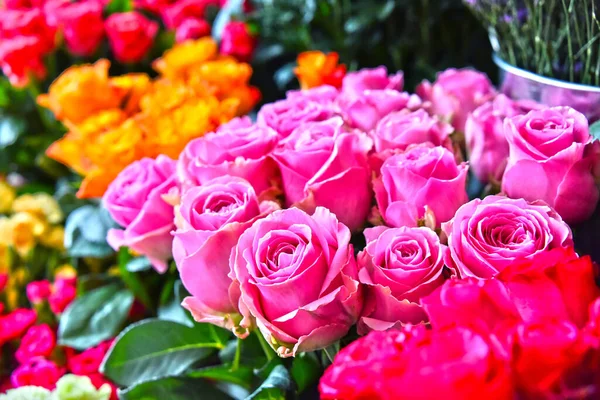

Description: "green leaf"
100 320 230 387
58 284 134 350
291 353 321 393
188 364 254 389
157 280 194 327
105 0 132 14
0 115 25 148
64 205 116 258
247 365 296 400
590 120 600 141
126 256 152 272
119 377 233 400
274 63 296 90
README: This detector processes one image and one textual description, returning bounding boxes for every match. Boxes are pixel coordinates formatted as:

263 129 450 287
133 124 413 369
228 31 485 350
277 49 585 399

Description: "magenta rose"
231 207 362 357
104 155 178 273
357 226 446 334
465 94 543 183
177 121 280 195
271 116 373 231
257 96 336 138
417 68 496 131
442 195 573 279
374 145 468 228
501 106 600 224
373 108 454 153
341 66 404 97
174 176 278 336
338 90 422 132
286 85 339 105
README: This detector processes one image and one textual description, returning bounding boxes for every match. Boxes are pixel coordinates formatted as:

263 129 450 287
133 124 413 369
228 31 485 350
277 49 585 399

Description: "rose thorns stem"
255 330 274 361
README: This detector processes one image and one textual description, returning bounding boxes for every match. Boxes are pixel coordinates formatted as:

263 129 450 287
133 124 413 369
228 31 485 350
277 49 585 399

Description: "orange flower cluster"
294 51 347 90
39 38 261 199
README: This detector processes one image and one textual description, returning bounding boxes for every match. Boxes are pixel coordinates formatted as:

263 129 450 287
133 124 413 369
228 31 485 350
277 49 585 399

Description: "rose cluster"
0 0 255 87
103 62 600 370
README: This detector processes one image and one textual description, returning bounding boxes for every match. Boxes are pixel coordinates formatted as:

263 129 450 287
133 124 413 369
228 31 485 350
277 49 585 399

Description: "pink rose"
67 340 113 375
0 8 56 53
162 0 217 28
443 195 573 279
104 155 178 273
374 145 468 228
286 85 339 105
11 358 63 389
257 96 336 138
341 66 404 97
338 90 422 132
177 121 280 195
175 17 210 42
220 21 256 62
15 324 56 363
26 280 52 304
50 1 104 57
174 176 277 336
105 12 159 63
501 106 600 224
272 117 373 231
48 277 76 315
0 309 37 345
231 207 362 357
373 108 454 153
465 94 543 183
357 226 446 333
417 68 496 131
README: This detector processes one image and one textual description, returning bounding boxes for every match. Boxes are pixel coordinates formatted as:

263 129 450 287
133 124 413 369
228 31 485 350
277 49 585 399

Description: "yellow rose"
12 193 63 224
8 212 47 256
0 181 15 213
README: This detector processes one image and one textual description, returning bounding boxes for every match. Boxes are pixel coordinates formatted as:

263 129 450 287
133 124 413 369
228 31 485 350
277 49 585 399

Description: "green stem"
323 347 334 363
255 330 274 361
232 337 242 371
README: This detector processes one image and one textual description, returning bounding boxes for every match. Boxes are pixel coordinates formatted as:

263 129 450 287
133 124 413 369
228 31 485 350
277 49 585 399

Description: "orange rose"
294 51 346 89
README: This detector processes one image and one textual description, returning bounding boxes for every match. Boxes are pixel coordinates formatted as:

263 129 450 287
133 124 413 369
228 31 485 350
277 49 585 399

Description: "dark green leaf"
253 44 286 64
119 377 233 400
590 120 600 141
274 63 296 90
291 353 321 393
0 115 25 148
58 284 134 350
247 365 296 400
118 248 154 311
64 205 116 258
126 256 152 272
101 320 229 387
157 280 194 327
188 363 254 389
105 0 132 14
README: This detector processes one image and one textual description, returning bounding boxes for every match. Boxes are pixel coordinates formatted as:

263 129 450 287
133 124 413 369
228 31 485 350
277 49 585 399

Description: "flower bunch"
40 37 260 199
1 374 112 400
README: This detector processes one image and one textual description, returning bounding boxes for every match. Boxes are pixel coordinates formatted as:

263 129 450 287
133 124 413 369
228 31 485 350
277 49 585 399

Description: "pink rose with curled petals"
373 108 454 153
357 226 446 334
465 94 543 183
103 155 178 273
286 85 339 105
338 90 422 132
177 120 280 195
174 176 278 336
341 66 404 97
257 96 336 138
417 68 496 131
374 145 468 228
442 195 573 279
271 116 373 231
501 106 600 224
231 207 362 357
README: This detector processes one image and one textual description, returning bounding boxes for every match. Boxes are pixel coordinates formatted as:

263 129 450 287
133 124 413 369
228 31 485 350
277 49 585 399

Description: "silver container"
494 54 600 122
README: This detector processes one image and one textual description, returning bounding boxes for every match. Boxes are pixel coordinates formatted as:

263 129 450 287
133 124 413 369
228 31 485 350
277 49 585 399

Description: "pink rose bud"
341 66 404 98
178 121 280 196
442 195 573 279
49 0 104 57
374 144 468 228
174 176 278 336
0 309 37 345
257 96 336 138
231 207 363 357
357 226 447 333
15 324 56 363
48 279 76 314
220 21 256 62
338 90 422 132
417 68 496 131
465 94 543 183
104 155 178 273
501 106 600 224
11 358 64 389
161 0 217 28
373 108 454 154
175 17 210 42
272 117 373 231
105 11 159 63
26 280 52 304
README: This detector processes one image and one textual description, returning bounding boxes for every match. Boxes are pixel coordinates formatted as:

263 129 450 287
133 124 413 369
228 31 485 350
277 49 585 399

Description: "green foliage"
58 284 134 350
64 205 116 258
105 0 133 14
247 365 296 400
119 377 233 400
590 120 600 141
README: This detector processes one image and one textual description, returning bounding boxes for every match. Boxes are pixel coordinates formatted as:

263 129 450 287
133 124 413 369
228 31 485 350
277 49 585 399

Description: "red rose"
161 0 218 28
320 325 513 400
48 278 76 314
586 298 600 338
0 309 37 345
134 0 176 14
26 280 52 304
0 8 55 52
0 273 7 292
175 17 210 42
498 247 600 328
105 11 158 63
220 21 255 62
508 319 600 398
10 358 64 389
51 0 104 57
67 340 113 374
15 324 56 363
0 36 47 87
